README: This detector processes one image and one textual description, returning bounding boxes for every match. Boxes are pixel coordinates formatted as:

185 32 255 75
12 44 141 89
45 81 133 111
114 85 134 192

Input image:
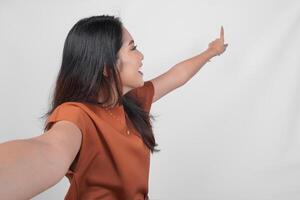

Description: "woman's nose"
140 51 144 60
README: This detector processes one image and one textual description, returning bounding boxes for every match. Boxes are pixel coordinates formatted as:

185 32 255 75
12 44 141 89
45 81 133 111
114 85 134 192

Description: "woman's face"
116 27 144 95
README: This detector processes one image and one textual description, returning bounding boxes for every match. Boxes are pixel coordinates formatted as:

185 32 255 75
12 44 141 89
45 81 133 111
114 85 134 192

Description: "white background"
0 0 299 199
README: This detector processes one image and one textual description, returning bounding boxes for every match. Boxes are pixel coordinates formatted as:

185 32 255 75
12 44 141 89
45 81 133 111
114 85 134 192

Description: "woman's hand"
207 26 228 57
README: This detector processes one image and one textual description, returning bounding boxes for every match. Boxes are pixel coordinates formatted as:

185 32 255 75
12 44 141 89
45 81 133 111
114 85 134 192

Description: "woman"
0 15 227 199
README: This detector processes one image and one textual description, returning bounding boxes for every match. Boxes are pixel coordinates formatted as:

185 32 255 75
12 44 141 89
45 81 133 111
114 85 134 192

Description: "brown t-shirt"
44 81 155 200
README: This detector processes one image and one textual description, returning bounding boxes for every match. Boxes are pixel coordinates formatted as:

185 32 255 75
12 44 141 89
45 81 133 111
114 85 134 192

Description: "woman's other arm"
150 26 228 103
0 120 82 200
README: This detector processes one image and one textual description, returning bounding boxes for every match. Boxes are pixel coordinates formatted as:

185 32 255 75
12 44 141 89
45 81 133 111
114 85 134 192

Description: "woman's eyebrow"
128 40 134 45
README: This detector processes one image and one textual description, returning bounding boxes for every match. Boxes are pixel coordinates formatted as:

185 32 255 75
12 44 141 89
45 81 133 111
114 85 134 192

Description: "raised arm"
0 121 82 199
150 26 228 103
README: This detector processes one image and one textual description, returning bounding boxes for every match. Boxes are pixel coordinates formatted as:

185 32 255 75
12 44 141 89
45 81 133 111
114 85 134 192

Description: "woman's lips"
138 66 143 75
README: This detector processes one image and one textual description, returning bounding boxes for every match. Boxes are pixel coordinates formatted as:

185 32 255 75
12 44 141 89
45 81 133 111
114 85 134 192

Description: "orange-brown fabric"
44 81 155 200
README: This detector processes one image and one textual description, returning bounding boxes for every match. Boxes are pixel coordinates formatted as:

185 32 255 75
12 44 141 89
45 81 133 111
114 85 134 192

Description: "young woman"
0 15 227 200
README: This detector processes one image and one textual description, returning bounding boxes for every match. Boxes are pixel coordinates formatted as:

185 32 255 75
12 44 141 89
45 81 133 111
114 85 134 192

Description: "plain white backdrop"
0 0 299 199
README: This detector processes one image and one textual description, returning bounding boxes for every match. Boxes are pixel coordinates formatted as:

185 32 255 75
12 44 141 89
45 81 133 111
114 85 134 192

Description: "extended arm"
150 49 215 103
150 26 228 103
0 138 64 199
0 121 82 199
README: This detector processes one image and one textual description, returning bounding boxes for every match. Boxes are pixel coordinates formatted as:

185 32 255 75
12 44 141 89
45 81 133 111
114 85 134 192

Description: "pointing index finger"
220 25 224 42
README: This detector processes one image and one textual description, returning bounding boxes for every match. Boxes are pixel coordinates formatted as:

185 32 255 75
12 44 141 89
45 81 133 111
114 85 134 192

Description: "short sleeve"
128 80 155 112
44 103 89 135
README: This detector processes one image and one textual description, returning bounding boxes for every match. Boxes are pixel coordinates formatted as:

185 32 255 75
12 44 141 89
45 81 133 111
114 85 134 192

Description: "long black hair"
41 15 160 153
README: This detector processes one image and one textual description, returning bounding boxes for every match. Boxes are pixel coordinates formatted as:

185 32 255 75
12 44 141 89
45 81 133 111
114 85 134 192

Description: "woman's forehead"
122 27 134 44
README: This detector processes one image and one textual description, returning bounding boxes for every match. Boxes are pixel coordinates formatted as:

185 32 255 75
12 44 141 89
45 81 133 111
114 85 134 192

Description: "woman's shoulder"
58 101 98 110
127 80 154 112
54 101 101 118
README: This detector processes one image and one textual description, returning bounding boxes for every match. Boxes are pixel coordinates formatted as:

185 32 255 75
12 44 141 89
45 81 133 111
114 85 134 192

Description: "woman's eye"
132 45 137 50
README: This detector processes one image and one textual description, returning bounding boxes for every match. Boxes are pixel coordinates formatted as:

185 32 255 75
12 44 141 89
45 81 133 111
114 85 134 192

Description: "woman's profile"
0 15 227 200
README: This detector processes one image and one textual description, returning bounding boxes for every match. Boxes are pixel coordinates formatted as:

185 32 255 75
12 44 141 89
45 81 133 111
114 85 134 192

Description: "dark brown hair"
40 15 160 153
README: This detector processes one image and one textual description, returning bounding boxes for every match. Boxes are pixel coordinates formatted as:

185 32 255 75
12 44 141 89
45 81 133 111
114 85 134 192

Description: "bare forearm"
173 49 215 84
0 138 64 199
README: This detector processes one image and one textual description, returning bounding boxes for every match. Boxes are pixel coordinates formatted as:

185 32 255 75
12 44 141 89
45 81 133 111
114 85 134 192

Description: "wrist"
204 48 216 62
205 48 217 58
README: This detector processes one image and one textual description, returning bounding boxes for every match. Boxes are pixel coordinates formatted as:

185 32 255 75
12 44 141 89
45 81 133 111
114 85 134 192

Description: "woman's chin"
138 80 144 87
